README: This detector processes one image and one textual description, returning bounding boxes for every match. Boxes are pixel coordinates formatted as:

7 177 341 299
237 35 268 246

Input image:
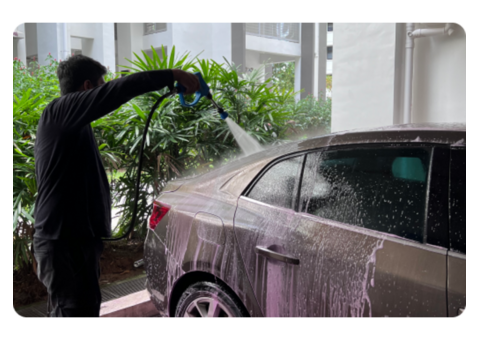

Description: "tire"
174 281 248 317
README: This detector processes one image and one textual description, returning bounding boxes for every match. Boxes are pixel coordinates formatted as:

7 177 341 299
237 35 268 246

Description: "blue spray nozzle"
220 111 229 120
175 72 210 107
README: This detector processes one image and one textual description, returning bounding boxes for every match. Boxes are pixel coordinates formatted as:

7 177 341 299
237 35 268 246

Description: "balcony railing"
246 23 300 43
144 23 167 36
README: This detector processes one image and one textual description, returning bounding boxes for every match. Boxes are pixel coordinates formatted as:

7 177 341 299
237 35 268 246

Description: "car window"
450 148 466 254
300 147 432 243
247 155 304 210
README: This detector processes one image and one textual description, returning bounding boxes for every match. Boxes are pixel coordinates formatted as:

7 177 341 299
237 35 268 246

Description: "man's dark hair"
57 55 107 95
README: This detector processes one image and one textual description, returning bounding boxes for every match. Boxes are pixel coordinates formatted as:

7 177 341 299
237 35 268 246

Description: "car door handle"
255 246 300 265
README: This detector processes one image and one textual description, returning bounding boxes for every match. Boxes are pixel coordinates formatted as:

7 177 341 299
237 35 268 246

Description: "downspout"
403 23 454 124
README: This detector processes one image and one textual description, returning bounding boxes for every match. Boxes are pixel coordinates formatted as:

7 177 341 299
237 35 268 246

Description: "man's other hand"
172 69 200 95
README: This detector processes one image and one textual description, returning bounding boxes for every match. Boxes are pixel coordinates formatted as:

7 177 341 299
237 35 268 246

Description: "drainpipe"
403 23 454 124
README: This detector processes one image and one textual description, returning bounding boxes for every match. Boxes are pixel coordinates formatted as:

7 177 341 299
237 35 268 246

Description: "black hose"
104 90 175 242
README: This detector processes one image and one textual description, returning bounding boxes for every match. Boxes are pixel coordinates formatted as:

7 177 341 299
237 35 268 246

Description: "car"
143 123 466 317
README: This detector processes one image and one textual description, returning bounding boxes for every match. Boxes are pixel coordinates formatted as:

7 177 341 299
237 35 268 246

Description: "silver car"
144 123 466 317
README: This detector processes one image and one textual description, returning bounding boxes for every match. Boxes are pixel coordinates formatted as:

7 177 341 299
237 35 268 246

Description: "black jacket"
34 70 174 240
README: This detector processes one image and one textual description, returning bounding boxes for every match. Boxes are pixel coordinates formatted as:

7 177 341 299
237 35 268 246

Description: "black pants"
33 237 104 317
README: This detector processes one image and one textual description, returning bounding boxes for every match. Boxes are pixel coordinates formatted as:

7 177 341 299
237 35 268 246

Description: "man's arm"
53 69 197 131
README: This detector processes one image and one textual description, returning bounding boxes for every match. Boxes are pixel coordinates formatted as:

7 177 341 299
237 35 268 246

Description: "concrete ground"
15 274 160 317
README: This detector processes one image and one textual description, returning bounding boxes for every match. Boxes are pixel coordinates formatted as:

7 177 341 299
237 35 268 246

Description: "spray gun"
175 72 229 120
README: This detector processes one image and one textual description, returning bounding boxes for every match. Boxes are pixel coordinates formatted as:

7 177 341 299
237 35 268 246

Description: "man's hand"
172 69 200 95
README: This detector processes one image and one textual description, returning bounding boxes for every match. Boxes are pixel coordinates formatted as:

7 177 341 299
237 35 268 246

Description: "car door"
447 147 466 316
284 144 449 317
233 154 304 317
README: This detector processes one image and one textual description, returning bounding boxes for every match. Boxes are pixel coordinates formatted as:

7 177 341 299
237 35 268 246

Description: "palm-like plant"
13 89 43 269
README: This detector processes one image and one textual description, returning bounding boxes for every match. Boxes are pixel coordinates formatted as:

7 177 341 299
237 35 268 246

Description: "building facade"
13 23 332 100
13 23 465 131
331 23 465 132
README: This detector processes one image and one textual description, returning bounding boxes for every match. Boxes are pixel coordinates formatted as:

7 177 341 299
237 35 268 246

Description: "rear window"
300 147 432 242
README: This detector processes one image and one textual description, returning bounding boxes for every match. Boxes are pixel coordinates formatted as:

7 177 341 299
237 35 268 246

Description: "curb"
100 289 159 317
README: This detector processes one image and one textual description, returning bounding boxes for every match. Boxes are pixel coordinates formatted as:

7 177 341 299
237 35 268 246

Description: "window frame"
448 146 466 254
243 143 450 246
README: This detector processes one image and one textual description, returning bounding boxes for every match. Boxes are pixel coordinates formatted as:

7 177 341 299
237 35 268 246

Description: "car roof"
175 123 466 201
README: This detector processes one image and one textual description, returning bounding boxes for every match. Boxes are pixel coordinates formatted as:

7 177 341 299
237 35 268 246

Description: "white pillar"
17 38 27 65
57 23 71 61
85 23 115 72
116 23 143 71
316 23 327 99
36 23 60 65
294 57 301 101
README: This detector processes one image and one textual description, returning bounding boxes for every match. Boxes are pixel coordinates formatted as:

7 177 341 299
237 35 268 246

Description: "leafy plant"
13 88 43 269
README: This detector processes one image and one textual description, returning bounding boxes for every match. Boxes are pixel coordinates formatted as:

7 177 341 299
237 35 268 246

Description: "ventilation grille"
144 23 167 35
246 23 300 43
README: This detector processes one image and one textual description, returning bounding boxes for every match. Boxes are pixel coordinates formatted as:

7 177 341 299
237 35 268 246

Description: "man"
33 55 199 317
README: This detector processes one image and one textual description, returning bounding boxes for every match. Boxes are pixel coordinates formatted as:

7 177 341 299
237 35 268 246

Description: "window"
144 23 167 35
246 23 300 43
247 156 304 210
327 23 333 32
327 47 333 60
300 147 432 242
450 148 466 254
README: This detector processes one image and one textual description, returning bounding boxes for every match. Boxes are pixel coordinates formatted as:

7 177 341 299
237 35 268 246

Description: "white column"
116 23 132 71
294 57 301 101
17 38 27 65
57 23 71 61
317 23 327 99
116 23 143 71
24 23 38 62
36 23 61 65
85 23 115 72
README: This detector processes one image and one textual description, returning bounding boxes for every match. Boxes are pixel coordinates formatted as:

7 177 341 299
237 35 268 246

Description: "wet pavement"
15 274 159 317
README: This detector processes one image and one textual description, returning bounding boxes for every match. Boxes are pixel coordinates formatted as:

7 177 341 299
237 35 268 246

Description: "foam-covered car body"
144 123 466 317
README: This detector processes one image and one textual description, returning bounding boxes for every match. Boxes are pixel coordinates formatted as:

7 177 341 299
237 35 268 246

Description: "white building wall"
332 23 397 132
71 37 82 50
171 23 232 63
332 23 465 133
411 23 466 123
70 23 96 39
246 35 301 57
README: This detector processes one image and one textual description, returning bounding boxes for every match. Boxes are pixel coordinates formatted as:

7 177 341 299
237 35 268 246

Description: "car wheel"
174 281 248 317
